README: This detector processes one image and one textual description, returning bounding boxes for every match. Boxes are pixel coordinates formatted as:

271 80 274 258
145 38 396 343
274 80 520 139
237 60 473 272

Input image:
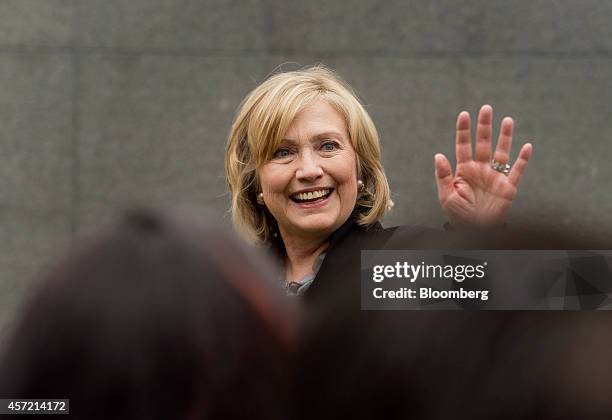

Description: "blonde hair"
225 65 392 244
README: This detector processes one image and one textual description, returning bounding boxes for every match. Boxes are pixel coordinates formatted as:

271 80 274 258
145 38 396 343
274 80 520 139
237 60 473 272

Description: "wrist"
445 220 507 232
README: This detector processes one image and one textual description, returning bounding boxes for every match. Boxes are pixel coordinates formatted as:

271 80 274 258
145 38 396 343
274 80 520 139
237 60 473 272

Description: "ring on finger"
491 159 511 175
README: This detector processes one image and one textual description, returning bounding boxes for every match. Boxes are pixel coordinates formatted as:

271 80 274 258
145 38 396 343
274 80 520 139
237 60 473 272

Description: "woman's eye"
321 141 338 151
273 148 292 159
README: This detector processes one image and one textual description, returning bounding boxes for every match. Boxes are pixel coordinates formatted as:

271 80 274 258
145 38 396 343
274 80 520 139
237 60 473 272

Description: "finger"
475 104 493 163
455 111 472 164
434 153 454 203
508 143 533 186
493 117 514 164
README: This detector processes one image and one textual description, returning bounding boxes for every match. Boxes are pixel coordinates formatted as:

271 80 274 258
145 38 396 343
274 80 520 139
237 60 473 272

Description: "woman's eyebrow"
280 131 346 143
311 131 344 140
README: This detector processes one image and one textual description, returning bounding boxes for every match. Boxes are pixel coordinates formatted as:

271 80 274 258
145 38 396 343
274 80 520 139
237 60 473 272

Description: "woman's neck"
281 234 329 283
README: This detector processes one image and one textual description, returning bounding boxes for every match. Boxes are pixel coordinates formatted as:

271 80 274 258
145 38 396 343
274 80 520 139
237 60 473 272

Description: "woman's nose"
295 152 323 181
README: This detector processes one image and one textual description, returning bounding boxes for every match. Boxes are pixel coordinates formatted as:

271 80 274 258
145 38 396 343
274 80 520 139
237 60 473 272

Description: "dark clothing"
303 217 438 305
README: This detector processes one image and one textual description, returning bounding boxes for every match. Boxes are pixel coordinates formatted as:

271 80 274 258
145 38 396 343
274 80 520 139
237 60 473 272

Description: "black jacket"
303 218 438 305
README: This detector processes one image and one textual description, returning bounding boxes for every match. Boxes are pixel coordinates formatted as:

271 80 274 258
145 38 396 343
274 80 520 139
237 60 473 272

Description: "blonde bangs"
246 80 323 167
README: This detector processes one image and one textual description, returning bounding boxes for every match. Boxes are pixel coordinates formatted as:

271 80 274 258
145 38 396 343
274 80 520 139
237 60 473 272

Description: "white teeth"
293 189 330 201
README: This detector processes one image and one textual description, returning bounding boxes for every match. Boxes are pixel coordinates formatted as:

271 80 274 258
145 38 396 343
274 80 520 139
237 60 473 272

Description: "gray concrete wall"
2 0 612 330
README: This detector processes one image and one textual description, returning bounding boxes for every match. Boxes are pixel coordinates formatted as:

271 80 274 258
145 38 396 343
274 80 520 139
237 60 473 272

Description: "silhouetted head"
0 209 296 420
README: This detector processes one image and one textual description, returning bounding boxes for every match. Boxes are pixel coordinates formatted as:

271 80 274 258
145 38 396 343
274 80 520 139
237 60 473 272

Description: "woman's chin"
286 213 348 238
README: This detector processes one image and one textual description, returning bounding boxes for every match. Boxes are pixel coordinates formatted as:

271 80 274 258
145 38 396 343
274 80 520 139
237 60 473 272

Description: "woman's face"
259 100 358 243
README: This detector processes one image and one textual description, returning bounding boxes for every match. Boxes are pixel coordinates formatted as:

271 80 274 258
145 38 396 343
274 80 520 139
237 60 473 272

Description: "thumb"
434 153 454 203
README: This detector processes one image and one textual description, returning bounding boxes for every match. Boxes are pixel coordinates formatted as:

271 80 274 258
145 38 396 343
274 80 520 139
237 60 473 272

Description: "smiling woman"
258 101 361 282
225 65 532 297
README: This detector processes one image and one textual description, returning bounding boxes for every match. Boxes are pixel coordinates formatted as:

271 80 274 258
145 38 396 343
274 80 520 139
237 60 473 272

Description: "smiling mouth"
290 188 333 203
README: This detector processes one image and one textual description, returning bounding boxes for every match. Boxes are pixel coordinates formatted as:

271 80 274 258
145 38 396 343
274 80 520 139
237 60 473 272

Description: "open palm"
434 105 533 227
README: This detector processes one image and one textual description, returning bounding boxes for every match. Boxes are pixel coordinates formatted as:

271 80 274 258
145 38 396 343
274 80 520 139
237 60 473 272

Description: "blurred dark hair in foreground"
0 209 295 420
294 225 612 419
3 215 612 419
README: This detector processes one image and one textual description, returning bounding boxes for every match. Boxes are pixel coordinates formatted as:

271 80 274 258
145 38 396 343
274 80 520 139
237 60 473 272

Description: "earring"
256 192 265 205
357 179 364 191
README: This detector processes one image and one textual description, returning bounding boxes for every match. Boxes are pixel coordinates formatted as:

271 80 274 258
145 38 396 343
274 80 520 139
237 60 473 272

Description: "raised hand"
434 105 533 227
